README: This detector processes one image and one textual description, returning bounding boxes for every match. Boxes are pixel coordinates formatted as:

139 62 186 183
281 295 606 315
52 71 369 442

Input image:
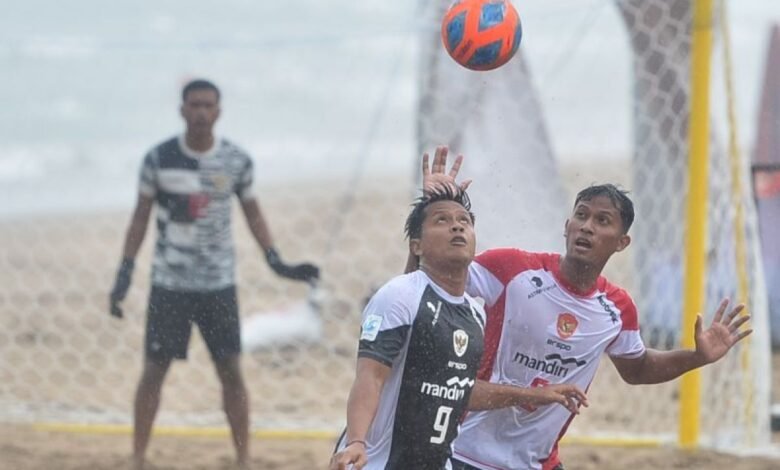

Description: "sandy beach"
1 423 778 470
1 174 778 469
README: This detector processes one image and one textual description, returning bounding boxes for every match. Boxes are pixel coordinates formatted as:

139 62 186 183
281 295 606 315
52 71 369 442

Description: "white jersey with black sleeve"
335 270 487 470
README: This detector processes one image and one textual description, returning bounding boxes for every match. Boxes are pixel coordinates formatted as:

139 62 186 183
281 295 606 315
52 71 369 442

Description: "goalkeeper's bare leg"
215 355 250 469
132 358 172 470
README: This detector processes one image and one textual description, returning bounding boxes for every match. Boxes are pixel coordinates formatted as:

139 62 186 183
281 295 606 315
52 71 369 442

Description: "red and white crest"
556 313 578 339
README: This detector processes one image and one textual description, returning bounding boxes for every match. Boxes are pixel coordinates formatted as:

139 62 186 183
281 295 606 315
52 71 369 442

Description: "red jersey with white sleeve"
452 248 645 470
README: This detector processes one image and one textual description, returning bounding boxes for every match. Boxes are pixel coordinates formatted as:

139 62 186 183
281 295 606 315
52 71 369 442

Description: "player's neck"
558 256 604 294
185 131 215 152
420 264 467 297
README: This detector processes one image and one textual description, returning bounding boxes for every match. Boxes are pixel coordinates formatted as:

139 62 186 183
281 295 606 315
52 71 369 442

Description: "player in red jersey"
413 147 753 470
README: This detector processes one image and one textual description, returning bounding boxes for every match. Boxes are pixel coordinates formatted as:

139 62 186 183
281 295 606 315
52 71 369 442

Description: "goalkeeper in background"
109 79 319 470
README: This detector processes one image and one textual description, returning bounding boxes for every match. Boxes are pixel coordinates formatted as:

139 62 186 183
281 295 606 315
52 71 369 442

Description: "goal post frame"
679 0 715 449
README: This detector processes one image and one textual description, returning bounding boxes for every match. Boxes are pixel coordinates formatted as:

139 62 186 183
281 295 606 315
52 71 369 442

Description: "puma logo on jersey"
428 301 442 325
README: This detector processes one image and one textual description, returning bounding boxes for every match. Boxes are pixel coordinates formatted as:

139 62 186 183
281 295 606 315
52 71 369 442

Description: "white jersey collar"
178 134 220 159
418 270 466 304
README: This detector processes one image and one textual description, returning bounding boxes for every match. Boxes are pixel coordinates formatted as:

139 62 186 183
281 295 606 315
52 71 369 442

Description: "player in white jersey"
331 187 588 470
109 79 319 469
415 147 752 470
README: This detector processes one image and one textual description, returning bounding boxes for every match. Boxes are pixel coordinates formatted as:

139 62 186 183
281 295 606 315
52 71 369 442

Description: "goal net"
417 0 771 451
0 0 772 454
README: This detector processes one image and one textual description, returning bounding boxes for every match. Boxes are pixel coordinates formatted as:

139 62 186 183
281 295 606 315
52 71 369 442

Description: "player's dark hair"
182 79 221 102
404 185 475 240
574 184 634 233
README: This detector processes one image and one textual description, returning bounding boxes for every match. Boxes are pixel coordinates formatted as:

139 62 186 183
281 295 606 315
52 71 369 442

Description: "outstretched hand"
265 248 320 283
282 262 320 283
329 442 368 470
422 146 472 195
694 298 752 365
524 383 589 415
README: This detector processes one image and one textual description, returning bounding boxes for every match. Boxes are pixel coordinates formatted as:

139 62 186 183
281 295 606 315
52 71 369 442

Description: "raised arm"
329 358 391 470
468 380 587 414
404 147 472 275
611 299 752 385
421 146 472 195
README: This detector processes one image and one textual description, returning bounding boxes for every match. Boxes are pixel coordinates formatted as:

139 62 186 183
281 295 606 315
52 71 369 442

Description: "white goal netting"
0 0 772 454
417 0 770 450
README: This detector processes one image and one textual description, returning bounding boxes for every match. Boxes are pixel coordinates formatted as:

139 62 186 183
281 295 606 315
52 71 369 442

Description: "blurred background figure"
109 79 319 469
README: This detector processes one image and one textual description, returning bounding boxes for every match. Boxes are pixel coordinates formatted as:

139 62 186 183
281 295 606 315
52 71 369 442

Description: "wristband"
346 439 367 448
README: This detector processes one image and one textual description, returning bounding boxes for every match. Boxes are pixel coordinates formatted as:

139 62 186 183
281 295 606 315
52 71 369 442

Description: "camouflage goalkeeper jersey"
138 135 254 292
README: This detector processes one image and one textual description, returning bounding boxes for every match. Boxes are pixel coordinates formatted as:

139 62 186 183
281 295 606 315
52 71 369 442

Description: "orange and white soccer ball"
441 0 522 71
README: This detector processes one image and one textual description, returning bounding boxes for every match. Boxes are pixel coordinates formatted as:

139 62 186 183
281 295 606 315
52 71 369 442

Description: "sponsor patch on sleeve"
360 314 383 341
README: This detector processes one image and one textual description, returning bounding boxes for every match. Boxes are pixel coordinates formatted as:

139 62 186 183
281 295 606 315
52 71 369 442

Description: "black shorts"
450 459 563 470
145 285 241 361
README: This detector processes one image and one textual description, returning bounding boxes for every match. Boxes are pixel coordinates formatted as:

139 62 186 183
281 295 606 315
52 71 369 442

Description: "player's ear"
615 234 631 252
409 238 423 257
563 219 570 238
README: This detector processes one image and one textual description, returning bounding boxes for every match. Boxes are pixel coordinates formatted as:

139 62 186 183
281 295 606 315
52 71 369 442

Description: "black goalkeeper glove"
109 258 135 318
265 248 320 283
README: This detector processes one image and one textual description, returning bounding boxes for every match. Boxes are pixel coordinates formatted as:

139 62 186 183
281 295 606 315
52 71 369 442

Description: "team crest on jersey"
453 329 469 357
556 313 578 339
210 174 231 192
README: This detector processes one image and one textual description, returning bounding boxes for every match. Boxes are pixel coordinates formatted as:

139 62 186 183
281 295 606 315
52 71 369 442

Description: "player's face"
180 89 220 134
564 195 630 266
415 200 476 267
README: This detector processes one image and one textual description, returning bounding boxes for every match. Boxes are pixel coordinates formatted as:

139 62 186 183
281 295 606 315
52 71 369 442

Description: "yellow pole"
679 0 715 449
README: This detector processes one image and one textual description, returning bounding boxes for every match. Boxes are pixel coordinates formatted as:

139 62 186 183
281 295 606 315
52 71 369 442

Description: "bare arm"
121 194 154 259
611 299 751 385
109 193 153 318
345 358 391 444
241 197 320 283
468 380 587 414
240 197 274 251
610 349 706 385
330 358 391 470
